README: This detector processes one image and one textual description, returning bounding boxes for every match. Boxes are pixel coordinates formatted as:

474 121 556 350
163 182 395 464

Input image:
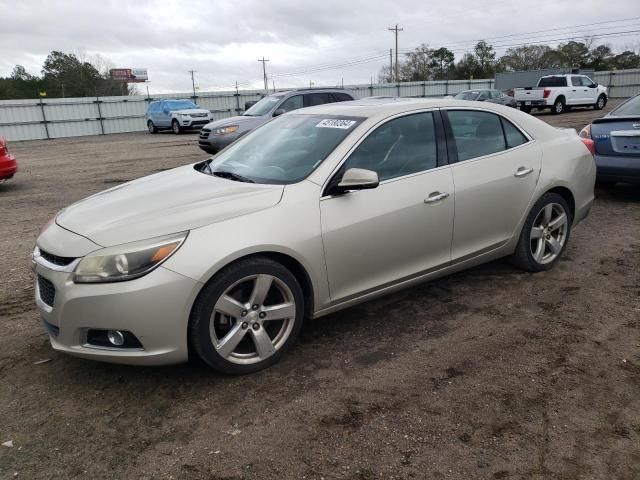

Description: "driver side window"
278 95 303 113
341 112 438 182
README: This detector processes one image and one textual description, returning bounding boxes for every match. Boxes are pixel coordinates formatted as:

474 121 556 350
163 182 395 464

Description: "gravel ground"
0 100 639 480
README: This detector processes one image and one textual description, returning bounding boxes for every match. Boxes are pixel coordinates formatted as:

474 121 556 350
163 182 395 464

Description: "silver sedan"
33 98 596 373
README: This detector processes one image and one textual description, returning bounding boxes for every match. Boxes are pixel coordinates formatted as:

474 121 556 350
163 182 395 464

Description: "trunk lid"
591 116 640 157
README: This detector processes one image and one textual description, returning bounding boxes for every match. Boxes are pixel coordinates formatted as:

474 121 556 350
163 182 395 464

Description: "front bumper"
594 153 640 184
33 249 201 366
180 117 212 128
198 128 241 154
0 155 17 180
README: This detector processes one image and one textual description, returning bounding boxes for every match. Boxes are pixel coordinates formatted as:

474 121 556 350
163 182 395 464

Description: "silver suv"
198 88 356 154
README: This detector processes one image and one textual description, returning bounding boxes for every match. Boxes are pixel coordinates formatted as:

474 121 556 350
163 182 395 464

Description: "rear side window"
304 93 330 107
500 117 528 148
538 76 567 88
447 111 506 161
447 111 529 161
331 92 354 102
147 102 161 114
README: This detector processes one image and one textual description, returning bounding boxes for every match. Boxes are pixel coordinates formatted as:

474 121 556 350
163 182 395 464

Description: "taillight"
0 137 6 155
543 88 551 99
581 138 595 156
579 124 591 139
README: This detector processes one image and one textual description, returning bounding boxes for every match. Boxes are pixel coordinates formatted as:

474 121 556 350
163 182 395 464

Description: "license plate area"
611 130 640 155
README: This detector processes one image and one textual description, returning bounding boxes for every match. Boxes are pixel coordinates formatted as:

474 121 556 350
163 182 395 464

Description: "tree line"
0 51 134 100
378 40 640 83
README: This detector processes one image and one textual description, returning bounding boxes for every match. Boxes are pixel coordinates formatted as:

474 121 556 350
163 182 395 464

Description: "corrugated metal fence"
1 68 639 142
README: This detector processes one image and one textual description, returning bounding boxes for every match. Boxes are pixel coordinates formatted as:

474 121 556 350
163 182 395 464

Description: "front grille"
37 275 56 307
39 249 75 267
190 120 209 127
199 127 211 140
190 113 209 118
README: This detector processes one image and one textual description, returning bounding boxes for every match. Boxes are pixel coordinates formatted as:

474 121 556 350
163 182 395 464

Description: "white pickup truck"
515 74 608 114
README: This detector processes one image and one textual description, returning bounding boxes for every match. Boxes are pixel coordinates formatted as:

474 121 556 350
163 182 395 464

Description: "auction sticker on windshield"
316 119 357 129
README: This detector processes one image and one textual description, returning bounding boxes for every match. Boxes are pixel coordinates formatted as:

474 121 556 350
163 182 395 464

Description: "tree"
610 50 640 70
499 45 555 71
454 53 479 79
11 65 35 81
430 47 455 79
474 40 497 77
401 44 434 81
556 41 590 67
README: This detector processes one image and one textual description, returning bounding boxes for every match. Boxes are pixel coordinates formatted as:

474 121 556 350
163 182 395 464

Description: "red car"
0 137 18 181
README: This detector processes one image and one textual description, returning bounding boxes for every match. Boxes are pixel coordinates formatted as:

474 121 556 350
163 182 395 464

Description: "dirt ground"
1 100 639 480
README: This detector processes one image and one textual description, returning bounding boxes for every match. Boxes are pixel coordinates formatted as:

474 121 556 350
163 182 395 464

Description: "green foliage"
0 51 132 100
379 40 640 82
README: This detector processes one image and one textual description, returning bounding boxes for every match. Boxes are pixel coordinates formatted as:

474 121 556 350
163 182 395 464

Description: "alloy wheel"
209 274 296 365
597 96 605 109
172 121 180 134
530 203 568 264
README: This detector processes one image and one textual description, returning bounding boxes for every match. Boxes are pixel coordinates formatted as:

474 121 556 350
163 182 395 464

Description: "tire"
595 94 607 110
551 97 565 115
189 257 305 374
171 119 182 135
510 192 572 272
147 121 158 134
520 106 532 114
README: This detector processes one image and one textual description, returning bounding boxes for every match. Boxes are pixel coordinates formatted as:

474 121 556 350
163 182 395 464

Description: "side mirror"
331 168 379 195
273 109 286 117
589 83 598 88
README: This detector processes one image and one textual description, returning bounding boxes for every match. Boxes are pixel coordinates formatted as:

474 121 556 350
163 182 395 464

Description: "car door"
157 101 171 127
569 76 587 105
443 109 541 261
580 76 598 104
320 111 454 302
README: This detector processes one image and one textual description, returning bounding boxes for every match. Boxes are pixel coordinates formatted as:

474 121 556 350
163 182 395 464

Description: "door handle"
514 167 534 178
424 191 449 204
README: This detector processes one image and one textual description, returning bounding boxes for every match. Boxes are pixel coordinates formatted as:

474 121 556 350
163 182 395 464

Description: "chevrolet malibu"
34 98 596 374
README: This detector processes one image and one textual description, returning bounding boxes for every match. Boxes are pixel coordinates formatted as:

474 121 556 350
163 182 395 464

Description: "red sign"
109 68 148 83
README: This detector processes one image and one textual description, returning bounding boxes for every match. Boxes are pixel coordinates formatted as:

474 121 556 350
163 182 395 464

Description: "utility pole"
389 49 393 83
188 69 197 100
258 57 270 91
388 24 403 82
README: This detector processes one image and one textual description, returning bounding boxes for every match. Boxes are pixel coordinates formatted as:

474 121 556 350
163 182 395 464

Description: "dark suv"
198 88 356 154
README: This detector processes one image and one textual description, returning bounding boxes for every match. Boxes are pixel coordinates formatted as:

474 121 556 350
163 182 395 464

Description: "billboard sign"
109 68 148 83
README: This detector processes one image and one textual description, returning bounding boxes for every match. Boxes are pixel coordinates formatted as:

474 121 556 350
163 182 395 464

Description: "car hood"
56 164 284 247
204 115 268 131
173 108 211 116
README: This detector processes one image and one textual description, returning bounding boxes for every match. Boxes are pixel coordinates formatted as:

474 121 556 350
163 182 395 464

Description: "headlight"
212 125 239 136
74 232 187 283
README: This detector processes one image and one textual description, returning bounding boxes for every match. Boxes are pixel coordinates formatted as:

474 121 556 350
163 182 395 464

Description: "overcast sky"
1 0 639 94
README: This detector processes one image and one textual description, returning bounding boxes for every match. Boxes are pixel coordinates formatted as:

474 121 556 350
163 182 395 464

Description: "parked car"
454 89 517 107
34 98 595 374
198 88 356 154
579 94 640 185
0 137 17 182
145 100 213 134
515 74 608 114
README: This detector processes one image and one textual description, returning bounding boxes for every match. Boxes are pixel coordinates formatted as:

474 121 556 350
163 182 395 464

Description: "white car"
145 100 214 134
34 98 596 373
515 75 608 114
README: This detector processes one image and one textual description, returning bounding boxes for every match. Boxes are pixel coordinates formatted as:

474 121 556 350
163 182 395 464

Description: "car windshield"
610 95 640 116
243 95 284 116
201 114 364 184
455 91 480 100
166 100 198 110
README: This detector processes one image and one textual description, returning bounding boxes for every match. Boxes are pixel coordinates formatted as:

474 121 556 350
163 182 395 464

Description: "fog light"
107 330 125 346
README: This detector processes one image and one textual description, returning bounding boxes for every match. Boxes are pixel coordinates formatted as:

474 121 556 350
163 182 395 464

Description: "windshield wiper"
212 169 255 183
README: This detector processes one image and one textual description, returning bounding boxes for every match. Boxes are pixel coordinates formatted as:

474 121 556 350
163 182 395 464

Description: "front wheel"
171 119 182 134
595 94 607 110
147 121 158 134
189 257 305 374
510 193 572 272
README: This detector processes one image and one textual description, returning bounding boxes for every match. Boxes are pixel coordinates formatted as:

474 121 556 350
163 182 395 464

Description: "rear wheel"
510 193 571 272
147 121 157 134
595 94 607 110
171 119 182 134
552 97 565 115
189 257 305 374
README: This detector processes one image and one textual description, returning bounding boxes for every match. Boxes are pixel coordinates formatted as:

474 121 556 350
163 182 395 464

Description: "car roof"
293 97 468 118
